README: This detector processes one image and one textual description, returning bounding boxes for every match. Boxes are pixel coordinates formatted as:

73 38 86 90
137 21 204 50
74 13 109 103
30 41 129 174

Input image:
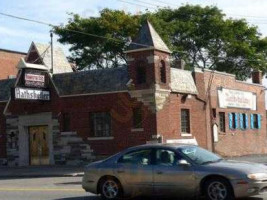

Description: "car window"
178 146 222 165
118 149 151 166
155 149 182 166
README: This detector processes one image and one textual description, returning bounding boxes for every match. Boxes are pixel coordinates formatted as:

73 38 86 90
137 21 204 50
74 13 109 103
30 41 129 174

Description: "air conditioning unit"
8 75 16 79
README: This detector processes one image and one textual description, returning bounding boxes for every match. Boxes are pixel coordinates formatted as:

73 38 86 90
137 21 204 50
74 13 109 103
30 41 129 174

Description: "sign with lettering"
218 88 256 110
24 70 47 88
13 87 50 101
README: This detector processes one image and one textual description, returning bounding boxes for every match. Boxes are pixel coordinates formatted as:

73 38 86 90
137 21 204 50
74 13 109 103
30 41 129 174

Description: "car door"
114 148 153 196
153 148 197 198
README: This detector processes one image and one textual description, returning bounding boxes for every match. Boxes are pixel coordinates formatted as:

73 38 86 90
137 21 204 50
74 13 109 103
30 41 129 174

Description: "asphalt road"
0 177 266 200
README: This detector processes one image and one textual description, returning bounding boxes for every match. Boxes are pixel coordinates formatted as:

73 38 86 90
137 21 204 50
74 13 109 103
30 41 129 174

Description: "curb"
0 173 84 179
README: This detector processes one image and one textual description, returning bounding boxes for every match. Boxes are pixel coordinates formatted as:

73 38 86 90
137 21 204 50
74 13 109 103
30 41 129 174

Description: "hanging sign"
218 88 256 110
13 87 50 101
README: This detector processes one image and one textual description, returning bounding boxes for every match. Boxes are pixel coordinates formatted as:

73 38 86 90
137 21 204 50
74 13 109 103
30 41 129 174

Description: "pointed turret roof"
126 20 171 53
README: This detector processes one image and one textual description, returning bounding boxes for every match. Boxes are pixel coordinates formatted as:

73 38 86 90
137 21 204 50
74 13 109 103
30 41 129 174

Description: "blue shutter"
250 114 254 129
245 114 248 129
239 113 244 130
229 113 233 130
257 114 261 129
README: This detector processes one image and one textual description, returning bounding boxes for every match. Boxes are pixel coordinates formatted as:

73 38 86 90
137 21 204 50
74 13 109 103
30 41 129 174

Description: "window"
133 107 142 128
62 113 70 132
253 114 258 129
136 65 146 84
159 60 166 83
219 112 225 132
212 109 216 118
229 113 238 129
251 114 261 129
239 113 248 130
118 149 152 166
181 109 190 133
155 149 182 166
90 112 111 137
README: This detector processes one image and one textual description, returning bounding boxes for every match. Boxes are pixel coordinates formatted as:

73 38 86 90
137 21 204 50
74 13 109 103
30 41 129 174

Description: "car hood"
203 159 267 174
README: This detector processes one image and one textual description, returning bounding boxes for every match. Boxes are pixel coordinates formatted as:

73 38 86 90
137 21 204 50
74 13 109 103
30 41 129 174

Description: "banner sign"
218 88 256 110
24 70 47 88
13 87 50 101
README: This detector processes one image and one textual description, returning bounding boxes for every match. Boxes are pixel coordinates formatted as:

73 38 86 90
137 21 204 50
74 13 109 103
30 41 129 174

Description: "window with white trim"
90 112 111 137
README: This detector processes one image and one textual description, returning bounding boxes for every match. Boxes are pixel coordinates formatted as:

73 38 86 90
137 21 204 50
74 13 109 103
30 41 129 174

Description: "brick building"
0 49 26 80
0 21 266 166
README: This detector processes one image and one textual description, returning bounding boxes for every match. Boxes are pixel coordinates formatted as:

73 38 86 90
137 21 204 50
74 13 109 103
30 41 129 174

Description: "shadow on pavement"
55 181 82 185
54 196 99 200
54 196 264 200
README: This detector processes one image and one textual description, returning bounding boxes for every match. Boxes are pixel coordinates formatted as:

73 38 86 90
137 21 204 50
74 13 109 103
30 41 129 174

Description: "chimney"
252 70 262 84
193 67 205 100
175 59 185 70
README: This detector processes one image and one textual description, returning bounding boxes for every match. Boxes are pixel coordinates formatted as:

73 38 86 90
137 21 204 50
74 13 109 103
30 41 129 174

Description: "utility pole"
50 31 54 74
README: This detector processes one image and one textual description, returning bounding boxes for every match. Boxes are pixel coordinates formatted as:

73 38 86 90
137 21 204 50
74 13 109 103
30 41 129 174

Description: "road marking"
0 188 84 192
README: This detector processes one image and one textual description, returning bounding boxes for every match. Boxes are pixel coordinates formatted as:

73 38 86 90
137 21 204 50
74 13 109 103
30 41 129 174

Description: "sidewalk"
0 165 85 178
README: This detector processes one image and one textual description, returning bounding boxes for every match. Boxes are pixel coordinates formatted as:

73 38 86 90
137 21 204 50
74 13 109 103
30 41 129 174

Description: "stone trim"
131 128 144 132
87 136 114 141
181 133 192 137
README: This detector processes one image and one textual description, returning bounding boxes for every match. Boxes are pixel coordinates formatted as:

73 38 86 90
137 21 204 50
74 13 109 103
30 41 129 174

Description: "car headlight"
247 173 267 181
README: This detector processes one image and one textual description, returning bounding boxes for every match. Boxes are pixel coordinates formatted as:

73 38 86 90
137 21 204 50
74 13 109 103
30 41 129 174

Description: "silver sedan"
82 144 267 200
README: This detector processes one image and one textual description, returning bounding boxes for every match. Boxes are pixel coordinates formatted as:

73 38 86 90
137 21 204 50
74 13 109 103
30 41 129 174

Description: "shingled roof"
0 78 16 102
126 21 171 53
53 66 129 96
0 66 200 101
24 42 73 74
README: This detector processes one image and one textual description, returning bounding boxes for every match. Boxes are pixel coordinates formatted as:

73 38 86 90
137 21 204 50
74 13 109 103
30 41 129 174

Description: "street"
0 177 265 200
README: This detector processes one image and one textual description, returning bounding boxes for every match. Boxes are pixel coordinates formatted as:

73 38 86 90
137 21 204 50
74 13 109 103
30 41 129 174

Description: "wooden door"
29 126 49 165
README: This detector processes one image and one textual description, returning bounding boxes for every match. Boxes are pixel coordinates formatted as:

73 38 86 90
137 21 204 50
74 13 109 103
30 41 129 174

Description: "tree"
146 5 267 80
54 9 140 70
54 6 267 79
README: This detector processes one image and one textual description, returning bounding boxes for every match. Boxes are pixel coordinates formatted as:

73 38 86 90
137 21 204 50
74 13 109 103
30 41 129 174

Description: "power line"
119 0 267 22
0 12 53 26
0 12 150 48
147 0 178 7
0 11 266 64
133 0 162 8
117 0 157 9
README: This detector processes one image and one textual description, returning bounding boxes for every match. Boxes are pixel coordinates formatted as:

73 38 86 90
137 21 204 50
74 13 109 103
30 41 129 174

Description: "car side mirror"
177 159 191 167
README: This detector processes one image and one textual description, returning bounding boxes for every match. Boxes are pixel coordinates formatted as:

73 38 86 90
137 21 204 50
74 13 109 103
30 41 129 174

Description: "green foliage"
54 6 267 79
54 9 140 70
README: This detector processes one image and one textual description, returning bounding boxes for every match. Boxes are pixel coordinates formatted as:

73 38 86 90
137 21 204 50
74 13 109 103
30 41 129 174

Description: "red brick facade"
202 70 267 156
0 49 26 80
0 23 266 165
1 49 265 163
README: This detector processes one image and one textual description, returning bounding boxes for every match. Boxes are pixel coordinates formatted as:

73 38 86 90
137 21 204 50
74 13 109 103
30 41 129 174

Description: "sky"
1 0 267 53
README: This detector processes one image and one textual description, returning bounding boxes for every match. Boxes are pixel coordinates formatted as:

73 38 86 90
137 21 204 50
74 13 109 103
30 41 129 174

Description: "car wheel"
204 178 234 200
100 178 122 200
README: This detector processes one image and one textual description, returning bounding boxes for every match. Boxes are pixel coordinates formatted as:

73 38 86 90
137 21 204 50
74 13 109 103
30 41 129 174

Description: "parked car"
82 144 267 200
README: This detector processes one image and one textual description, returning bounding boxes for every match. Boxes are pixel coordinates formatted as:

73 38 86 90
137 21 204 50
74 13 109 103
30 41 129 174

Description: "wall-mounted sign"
13 87 50 101
24 69 47 88
218 88 256 110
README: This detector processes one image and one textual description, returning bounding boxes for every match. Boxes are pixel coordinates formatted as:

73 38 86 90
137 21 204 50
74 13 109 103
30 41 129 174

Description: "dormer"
23 42 73 74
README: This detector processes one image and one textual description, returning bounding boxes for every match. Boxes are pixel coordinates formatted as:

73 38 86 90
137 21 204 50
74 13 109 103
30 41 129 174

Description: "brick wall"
3 82 157 157
127 50 171 90
203 70 267 156
0 103 7 158
0 50 26 80
156 93 207 148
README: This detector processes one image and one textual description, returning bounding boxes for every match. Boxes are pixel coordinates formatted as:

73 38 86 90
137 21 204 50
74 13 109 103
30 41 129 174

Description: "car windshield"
178 146 223 165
